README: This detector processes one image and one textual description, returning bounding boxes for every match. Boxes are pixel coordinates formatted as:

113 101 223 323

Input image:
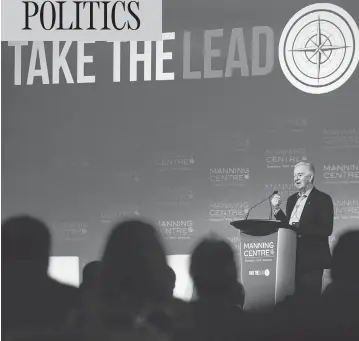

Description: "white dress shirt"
289 188 313 225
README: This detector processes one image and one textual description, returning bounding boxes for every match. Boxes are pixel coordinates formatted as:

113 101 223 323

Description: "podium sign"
231 220 296 311
240 232 278 310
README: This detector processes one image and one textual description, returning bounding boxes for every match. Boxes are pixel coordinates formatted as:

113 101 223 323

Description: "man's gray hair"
294 162 315 182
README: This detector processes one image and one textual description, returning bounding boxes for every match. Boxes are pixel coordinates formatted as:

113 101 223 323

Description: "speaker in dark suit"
271 162 334 296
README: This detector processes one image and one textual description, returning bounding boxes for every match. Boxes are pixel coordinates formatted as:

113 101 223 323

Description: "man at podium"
271 161 334 297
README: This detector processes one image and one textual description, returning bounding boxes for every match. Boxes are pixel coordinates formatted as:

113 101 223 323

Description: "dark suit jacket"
275 187 334 270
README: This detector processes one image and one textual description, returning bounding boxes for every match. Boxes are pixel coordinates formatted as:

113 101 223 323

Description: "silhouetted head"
2 215 51 272
82 261 101 288
233 281 245 308
190 237 238 299
331 230 359 283
100 220 170 303
165 265 176 296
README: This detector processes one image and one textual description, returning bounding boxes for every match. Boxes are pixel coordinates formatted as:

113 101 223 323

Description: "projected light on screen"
167 255 194 301
47 255 193 298
48 256 80 287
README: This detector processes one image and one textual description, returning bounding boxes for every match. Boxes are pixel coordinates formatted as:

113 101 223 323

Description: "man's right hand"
271 194 282 209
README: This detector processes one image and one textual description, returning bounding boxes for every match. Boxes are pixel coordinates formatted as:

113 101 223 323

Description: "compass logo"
279 3 359 94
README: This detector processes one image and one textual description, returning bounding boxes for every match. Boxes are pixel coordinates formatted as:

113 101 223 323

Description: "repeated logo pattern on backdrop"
2 1 359 261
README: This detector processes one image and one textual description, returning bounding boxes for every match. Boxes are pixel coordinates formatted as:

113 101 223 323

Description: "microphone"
244 190 278 220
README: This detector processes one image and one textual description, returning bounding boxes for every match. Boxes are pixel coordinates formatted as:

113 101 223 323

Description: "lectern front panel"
239 232 278 311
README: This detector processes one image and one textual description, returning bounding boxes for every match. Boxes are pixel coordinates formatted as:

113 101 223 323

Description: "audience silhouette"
77 220 185 337
81 261 101 292
2 216 78 332
184 236 250 341
166 265 176 297
321 230 359 327
2 216 359 341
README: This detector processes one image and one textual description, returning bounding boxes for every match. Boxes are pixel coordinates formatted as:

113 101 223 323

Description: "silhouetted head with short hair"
190 237 238 300
81 261 101 289
233 281 245 308
99 220 170 303
321 230 359 328
331 230 359 283
165 265 176 296
2 215 51 272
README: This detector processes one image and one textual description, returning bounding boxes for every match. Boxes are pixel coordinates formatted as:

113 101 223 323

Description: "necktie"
291 194 307 223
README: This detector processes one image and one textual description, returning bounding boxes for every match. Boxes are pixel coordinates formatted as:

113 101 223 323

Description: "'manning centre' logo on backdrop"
265 148 307 168
155 154 195 171
323 164 359 183
52 221 88 241
209 167 250 186
322 128 359 148
157 220 194 240
333 197 359 220
208 201 249 222
279 3 359 94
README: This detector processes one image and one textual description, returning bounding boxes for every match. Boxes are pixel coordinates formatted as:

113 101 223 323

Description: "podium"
230 219 296 311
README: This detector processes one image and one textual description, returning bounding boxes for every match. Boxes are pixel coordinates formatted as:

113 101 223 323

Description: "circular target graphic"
279 3 359 94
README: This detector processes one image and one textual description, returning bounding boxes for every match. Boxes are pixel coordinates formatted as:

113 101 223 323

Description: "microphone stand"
244 191 278 220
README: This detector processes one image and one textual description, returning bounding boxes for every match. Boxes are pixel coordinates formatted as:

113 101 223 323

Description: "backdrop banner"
2 0 359 276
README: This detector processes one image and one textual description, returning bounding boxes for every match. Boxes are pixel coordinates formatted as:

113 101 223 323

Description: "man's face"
293 165 313 190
